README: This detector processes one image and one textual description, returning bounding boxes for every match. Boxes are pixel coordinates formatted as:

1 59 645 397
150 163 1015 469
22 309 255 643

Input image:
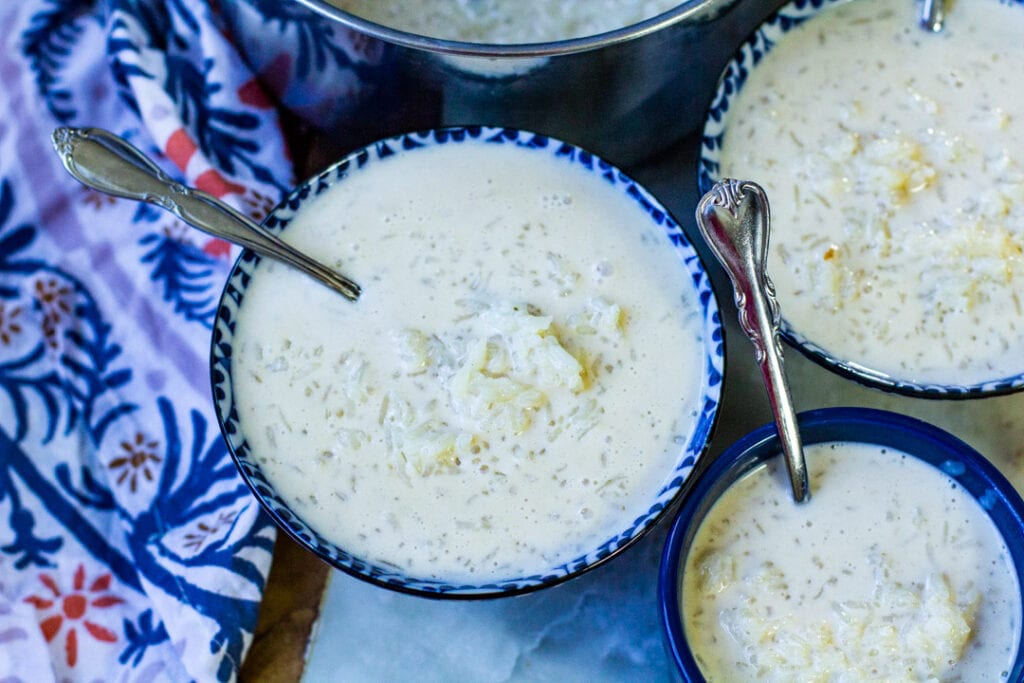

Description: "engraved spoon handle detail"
696 179 809 503
51 127 360 302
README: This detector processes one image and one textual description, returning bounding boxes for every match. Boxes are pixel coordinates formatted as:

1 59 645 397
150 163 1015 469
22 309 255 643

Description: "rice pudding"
683 442 1022 681
717 0 1024 386
230 137 711 583
331 0 683 43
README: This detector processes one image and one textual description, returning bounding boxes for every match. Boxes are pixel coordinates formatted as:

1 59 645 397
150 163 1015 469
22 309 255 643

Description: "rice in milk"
718 0 1024 386
230 139 707 582
684 442 1021 681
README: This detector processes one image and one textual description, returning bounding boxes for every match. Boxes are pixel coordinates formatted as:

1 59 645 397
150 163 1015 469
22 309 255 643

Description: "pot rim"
292 0 732 57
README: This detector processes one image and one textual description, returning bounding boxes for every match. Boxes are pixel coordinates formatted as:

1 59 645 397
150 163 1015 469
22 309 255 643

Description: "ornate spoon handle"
50 127 360 302
696 179 809 503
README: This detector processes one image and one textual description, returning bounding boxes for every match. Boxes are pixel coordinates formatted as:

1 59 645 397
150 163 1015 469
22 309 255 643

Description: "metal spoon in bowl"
696 179 809 503
50 127 361 302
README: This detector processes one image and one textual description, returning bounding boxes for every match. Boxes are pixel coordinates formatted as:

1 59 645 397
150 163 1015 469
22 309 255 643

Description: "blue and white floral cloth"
0 1 377 680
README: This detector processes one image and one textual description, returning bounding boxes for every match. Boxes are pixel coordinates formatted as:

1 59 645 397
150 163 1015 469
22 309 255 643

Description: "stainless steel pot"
305 0 740 163
223 0 766 166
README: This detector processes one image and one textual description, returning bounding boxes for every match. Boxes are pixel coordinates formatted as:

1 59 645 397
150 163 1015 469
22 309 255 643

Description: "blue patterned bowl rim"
210 125 726 599
658 406 1024 681
696 0 1024 400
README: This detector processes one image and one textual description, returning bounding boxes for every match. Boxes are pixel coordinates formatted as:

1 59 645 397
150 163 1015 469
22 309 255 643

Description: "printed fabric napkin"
0 1 376 680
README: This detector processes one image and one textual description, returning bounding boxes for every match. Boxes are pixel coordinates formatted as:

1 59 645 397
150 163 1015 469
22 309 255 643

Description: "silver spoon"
920 0 945 33
696 179 809 503
50 127 361 302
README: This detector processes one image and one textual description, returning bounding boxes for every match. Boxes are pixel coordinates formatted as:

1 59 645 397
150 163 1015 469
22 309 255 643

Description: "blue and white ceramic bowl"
658 407 1024 680
697 0 1024 399
211 126 725 598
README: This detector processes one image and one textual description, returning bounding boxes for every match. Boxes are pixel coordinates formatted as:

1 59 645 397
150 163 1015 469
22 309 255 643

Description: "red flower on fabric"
202 238 233 259
23 565 124 667
194 169 246 199
237 77 273 109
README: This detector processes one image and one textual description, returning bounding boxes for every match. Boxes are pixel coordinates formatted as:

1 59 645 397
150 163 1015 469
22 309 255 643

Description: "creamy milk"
718 0 1024 386
331 0 682 43
231 140 707 583
683 442 1021 682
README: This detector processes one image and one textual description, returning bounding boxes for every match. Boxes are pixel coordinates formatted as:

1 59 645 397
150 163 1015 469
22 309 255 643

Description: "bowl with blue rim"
210 125 726 598
697 0 1024 399
659 406 1024 680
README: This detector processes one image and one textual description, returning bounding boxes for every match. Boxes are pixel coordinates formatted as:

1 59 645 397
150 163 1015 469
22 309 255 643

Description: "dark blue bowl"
658 407 1024 681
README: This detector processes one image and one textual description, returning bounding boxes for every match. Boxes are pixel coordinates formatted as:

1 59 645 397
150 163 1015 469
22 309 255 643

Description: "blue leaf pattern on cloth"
239 0 383 81
20 0 92 124
119 608 169 666
140 232 220 328
1 0 372 679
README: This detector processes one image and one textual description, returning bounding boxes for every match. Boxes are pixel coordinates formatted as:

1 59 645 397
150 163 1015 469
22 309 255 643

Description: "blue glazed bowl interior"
659 406 1024 680
210 126 725 598
697 0 1024 399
